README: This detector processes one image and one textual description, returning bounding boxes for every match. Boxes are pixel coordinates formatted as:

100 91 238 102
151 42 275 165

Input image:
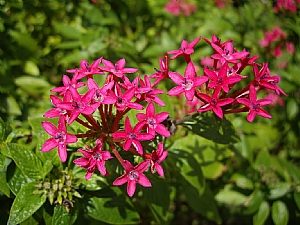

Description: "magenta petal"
136 133 154 141
127 180 136 197
58 143 67 162
111 131 128 139
43 109 61 118
185 88 195 101
113 174 128 186
124 117 132 132
168 86 184 96
122 68 138 74
137 173 152 187
155 112 169 123
212 106 224 118
102 59 114 69
87 78 99 90
123 139 133 150
256 108 272 119
65 134 77 143
135 160 150 172
154 163 165 178
146 102 155 117
159 150 168 162
74 157 89 167
136 113 147 121
194 76 208 87
169 72 183 85
237 98 251 107
42 121 58 136
68 111 81 124
131 140 143 155
128 102 144 110
185 62 196 80
85 171 93 180
155 124 171 137
116 58 126 70
189 36 201 48
218 98 234 106
247 111 256 122
41 138 57 152
97 161 106 175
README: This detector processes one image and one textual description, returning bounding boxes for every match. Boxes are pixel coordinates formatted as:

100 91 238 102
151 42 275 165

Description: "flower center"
211 98 218 106
222 49 233 60
128 133 136 139
55 131 66 144
182 78 194 91
92 152 102 161
128 170 139 180
217 77 223 84
94 89 104 102
147 118 156 128
250 102 260 110
72 101 84 111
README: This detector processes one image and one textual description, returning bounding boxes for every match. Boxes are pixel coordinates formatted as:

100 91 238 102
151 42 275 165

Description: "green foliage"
1 0 299 224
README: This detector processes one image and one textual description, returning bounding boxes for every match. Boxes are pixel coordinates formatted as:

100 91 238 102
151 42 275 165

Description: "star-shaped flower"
100 58 138 78
73 139 113 180
168 62 208 101
113 160 151 197
237 84 273 122
50 74 85 96
41 117 77 162
147 142 168 178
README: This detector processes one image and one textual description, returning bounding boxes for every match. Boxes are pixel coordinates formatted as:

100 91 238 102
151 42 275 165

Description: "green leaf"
0 117 6 141
9 30 38 52
294 191 300 211
7 163 33 196
6 95 22 116
143 181 173 224
0 171 10 197
7 143 45 180
278 158 300 182
242 190 264 215
52 21 81 40
87 186 140 224
15 76 51 94
24 61 40 76
253 201 270 225
215 188 248 206
271 200 289 225
201 162 224 179
185 185 221 224
52 204 70 225
20 216 39 225
268 182 291 200
230 173 254 190
183 113 239 144
8 182 47 225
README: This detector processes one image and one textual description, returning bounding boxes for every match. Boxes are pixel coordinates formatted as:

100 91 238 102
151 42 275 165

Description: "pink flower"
111 117 154 155
113 160 151 197
211 42 249 64
168 62 208 101
57 86 96 124
100 58 138 78
197 89 234 118
274 0 299 12
264 92 284 106
286 42 295 55
164 0 196 16
41 117 77 162
87 79 116 107
150 56 170 87
66 58 104 80
237 85 273 122
44 94 70 119
167 36 201 62
205 61 243 93
50 74 85 96
113 85 144 111
73 139 113 180
147 142 168 178
136 102 170 137
139 75 165 106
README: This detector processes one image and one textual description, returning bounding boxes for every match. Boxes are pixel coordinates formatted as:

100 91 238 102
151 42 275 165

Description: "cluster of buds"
34 168 80 211
41 35 286 197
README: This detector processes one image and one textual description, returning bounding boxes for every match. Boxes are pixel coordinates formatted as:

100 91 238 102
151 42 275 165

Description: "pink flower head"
66 58 104 80
136 102 170 137
111 117 154 155
139 75 165 106
167 36 201 62
211 42 249 64
100 58 138 78
41 117 77 162
87 79 116 107
50 74 85 96
205 61 243 93
73 139 113 180
168 62 208 101
150 56 170 87
286 42 295 55
57 86 96 124
43 94 70 119
237 85 273 122
197 89 234 118
113 160 151 197
148 142 168 178
164 0 196 16
274 0 299 12
113 85 144 111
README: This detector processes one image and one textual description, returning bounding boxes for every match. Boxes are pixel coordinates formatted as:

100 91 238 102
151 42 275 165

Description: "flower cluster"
274 0 300 13
164 0 196 16
41 35 286 197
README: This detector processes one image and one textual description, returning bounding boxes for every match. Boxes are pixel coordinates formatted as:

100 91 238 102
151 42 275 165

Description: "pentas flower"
113 85 144 111
73 139 113 180
146 142 168 178
51 74 85 96
136 102 170 137
113 160 151 197
197 88 234 118
150 56 170 87
205 62 243 93
87 79 116 107
57 86 96 124
41 117 77 162
167 36 200 62
168 62 208 101
100 58 138 78
237 85 273 122
111 117 154 155
211 41 249 64
203 34 232 49
139 75 165 106
43 94 71 119
66 58 104 80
